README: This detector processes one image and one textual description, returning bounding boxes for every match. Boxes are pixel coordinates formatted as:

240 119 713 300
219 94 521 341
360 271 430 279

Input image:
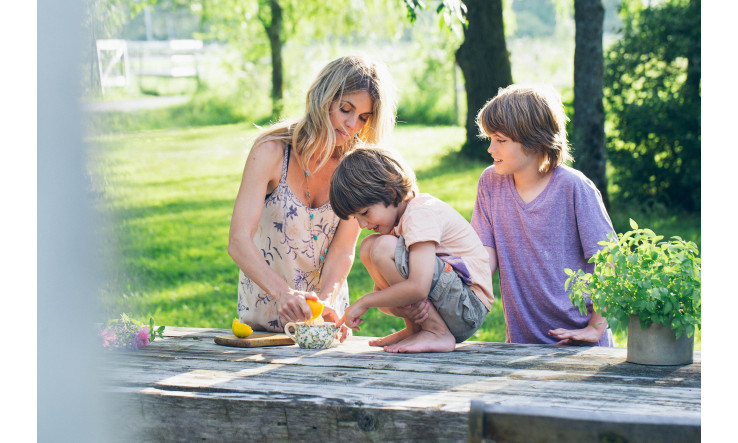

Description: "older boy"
472 84 615 345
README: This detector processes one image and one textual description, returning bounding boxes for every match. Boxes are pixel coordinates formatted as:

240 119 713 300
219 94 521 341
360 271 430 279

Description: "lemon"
306 299 323 321
232 318 253 338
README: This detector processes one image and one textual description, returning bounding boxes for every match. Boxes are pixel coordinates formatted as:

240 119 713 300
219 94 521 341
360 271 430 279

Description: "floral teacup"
284 322 340 349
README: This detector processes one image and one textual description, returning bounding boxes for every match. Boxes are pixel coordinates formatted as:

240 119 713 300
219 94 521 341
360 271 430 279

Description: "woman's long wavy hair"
254 55 397 174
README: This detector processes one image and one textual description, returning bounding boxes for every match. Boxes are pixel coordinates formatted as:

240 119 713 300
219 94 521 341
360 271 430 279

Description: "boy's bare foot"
368 327 415 347
383 330 456 353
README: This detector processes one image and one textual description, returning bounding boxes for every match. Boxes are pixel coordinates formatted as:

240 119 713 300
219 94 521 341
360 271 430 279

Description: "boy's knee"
370 235 398 263
360 234 397 266
359 234 380 265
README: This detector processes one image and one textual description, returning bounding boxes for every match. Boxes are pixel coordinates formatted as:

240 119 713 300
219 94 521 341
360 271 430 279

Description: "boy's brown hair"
329 146 417 220
476 84 572 173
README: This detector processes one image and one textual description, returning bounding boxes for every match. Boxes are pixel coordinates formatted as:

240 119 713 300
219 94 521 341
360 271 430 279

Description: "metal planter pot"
627 315 694 365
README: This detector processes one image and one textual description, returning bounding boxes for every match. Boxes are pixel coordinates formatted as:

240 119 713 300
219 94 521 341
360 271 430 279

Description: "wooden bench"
98 327 700 442
468 401 700 442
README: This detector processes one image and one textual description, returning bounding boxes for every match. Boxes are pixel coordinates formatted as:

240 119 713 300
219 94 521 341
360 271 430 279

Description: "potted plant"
565 219 700 365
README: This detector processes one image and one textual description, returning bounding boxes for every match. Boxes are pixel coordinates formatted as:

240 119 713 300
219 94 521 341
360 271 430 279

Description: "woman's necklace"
305 169 331 262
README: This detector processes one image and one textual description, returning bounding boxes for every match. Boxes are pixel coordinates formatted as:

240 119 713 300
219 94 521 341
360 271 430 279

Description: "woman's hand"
277 289 317 323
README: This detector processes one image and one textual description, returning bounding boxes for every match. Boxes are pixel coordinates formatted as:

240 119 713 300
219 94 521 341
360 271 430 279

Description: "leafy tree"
260 0 284 119
405 0 513 160
456 0 512 160
200 0 405 121
604 0 700 212
573 0 608 208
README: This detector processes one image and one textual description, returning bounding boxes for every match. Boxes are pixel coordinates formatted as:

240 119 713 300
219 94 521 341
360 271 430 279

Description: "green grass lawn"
87 123 700 348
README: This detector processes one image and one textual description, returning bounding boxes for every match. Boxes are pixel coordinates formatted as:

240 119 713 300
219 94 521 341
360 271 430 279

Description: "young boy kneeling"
330 147 494 353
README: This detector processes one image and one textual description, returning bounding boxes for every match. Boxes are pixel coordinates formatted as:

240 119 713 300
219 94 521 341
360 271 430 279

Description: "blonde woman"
228 55 396 338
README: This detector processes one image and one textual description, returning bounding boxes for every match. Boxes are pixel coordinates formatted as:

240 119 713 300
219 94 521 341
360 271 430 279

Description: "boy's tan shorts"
394 236 488 343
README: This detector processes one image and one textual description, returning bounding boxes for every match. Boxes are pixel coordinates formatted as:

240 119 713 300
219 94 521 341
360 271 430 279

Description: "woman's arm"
227 140 314 321
316 217 361 303
316 217 361 341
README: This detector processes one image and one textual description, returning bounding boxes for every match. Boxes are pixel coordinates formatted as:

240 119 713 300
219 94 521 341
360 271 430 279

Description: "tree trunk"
683 0 700 114
265 0 284 120
573 0 609 208
455 0 512 160
680 0 700 211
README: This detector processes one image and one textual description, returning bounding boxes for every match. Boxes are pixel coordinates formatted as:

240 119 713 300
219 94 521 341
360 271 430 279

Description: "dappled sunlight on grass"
119 280 234 329
87 124 256 326
392 124 465 169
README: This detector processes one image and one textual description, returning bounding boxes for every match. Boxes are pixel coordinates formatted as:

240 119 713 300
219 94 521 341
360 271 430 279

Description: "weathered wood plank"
104 388 468 442
98 327 700 442
137 328 701 386
101 354 699 415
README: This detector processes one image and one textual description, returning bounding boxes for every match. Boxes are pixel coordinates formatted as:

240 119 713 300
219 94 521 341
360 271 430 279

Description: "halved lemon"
306 299 323 321
232 318 253 338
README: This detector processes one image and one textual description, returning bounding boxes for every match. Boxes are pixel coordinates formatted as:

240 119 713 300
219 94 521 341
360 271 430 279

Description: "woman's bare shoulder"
250 138 285 159
247 138 286 169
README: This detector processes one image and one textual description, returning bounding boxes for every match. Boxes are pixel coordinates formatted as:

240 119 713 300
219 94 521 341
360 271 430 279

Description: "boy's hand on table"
548 325 604 345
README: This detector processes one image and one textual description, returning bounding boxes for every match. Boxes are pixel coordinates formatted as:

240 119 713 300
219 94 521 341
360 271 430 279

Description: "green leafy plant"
565 219 700 338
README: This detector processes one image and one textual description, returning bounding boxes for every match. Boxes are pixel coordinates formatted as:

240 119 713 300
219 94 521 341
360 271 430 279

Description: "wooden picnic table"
98 326 700 442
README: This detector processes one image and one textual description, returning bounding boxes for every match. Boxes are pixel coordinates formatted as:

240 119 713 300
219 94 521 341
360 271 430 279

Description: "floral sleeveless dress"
237 144 350 332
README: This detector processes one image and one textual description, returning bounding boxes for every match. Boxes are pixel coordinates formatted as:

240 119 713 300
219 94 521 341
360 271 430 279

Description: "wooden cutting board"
214 332 295 348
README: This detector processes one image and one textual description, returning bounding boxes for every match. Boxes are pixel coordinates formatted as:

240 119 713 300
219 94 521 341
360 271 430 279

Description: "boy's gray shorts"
394 236 488 343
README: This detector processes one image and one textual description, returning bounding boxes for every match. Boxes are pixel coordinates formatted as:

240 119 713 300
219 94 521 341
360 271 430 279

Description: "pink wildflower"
99 314 162 350
99 327 116 348
135 327 150 349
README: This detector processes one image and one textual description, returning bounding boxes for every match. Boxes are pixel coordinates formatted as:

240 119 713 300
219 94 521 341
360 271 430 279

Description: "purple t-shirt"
472 164 615 346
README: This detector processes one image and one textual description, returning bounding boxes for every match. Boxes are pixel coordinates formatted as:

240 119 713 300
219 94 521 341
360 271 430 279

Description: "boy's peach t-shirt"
395 193 494 310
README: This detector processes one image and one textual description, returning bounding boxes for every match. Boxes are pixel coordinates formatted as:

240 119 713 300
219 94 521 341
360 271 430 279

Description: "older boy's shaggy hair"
476 84 572 173
329 147 416 220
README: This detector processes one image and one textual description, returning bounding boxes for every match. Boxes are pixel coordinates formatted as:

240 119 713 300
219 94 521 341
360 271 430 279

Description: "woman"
228 55 396 336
